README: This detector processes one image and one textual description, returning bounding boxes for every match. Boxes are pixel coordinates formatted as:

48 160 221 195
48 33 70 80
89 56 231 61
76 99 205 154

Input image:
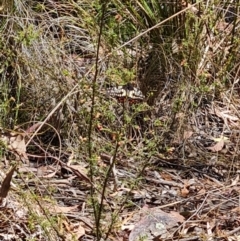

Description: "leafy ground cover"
0 0 239 240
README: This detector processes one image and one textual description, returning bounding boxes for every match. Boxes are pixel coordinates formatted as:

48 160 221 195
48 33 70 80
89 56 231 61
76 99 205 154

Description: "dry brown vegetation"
0 0 239 240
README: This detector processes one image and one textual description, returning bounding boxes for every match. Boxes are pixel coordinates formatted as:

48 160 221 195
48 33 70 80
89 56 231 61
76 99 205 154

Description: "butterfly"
106 83 145 104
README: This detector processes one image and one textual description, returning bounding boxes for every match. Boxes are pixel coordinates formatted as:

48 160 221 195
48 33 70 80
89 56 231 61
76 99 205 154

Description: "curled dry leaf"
0 165 17 198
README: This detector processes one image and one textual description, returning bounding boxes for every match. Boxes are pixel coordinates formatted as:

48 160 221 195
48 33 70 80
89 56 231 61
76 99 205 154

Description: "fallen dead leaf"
169 211 185 223
0 165 17 198
183 130 193 140
231 175 239 186
9 134 26 153
72 224 85 240
65 221 86 241
161 172 173 181
207 138 224 152
25 122 42 134
49 204 79 214
181 186 189 197
197 188 206 195
61 163 90 183
186 3 199 14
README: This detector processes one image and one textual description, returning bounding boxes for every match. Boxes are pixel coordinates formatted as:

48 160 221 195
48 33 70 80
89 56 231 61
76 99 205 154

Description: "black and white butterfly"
106 83 144 104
